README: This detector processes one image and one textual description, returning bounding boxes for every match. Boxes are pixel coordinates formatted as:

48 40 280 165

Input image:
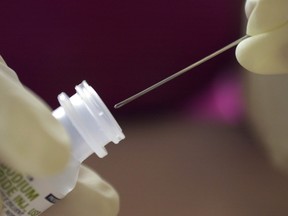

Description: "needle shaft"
114 35 249 109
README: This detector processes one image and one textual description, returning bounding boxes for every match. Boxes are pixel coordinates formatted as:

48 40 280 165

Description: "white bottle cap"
52 81 125 161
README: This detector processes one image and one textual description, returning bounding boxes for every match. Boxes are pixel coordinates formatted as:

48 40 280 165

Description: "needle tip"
114 102 124 109
114 97 134 109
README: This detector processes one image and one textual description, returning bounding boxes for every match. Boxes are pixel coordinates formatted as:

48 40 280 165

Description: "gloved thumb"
236 24 288 74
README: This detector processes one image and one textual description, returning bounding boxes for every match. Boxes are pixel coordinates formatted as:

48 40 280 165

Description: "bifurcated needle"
114 35 249 109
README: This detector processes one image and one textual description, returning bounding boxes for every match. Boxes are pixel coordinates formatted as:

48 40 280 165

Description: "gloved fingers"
245 0 288 36
236 0 288 74
42 165 120 216
0 59 70 177
236 23 288 74
0 56 20 83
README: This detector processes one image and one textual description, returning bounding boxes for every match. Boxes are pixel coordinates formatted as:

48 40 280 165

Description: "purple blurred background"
1 0 244 116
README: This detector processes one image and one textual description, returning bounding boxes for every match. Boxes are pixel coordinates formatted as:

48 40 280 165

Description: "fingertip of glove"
236 33 288 74
236 37 260 74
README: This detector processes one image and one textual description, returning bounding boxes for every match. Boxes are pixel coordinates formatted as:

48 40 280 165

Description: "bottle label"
0 164 60 216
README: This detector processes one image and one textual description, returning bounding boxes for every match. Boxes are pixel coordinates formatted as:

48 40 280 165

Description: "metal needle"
114 35 249 109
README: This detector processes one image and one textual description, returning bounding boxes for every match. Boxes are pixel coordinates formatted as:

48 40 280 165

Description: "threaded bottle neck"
52 81 125 162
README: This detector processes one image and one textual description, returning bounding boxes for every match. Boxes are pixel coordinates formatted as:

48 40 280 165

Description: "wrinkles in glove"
236 0 288 74
0 56 70 177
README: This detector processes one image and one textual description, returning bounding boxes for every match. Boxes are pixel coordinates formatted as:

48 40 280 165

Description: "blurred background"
1 0 243 115
2 0 288 215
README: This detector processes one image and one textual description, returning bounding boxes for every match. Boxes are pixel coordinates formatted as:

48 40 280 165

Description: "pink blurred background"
1 0 243 116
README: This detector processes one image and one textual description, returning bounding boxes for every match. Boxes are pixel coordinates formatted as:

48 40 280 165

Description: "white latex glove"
236 1 288 176
0 56 70 176
0 56 119 216
236 0 288 74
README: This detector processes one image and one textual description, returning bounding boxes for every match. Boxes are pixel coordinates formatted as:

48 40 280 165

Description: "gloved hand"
0 55 70 177
0 56 119 216
236 0 288 74
235 0 288 176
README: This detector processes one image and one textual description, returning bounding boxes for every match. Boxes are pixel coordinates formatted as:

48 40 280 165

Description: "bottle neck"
53 107 94 163
52 81 125 163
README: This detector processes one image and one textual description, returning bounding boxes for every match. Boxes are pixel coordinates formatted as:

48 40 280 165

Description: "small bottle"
0 81 125 216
